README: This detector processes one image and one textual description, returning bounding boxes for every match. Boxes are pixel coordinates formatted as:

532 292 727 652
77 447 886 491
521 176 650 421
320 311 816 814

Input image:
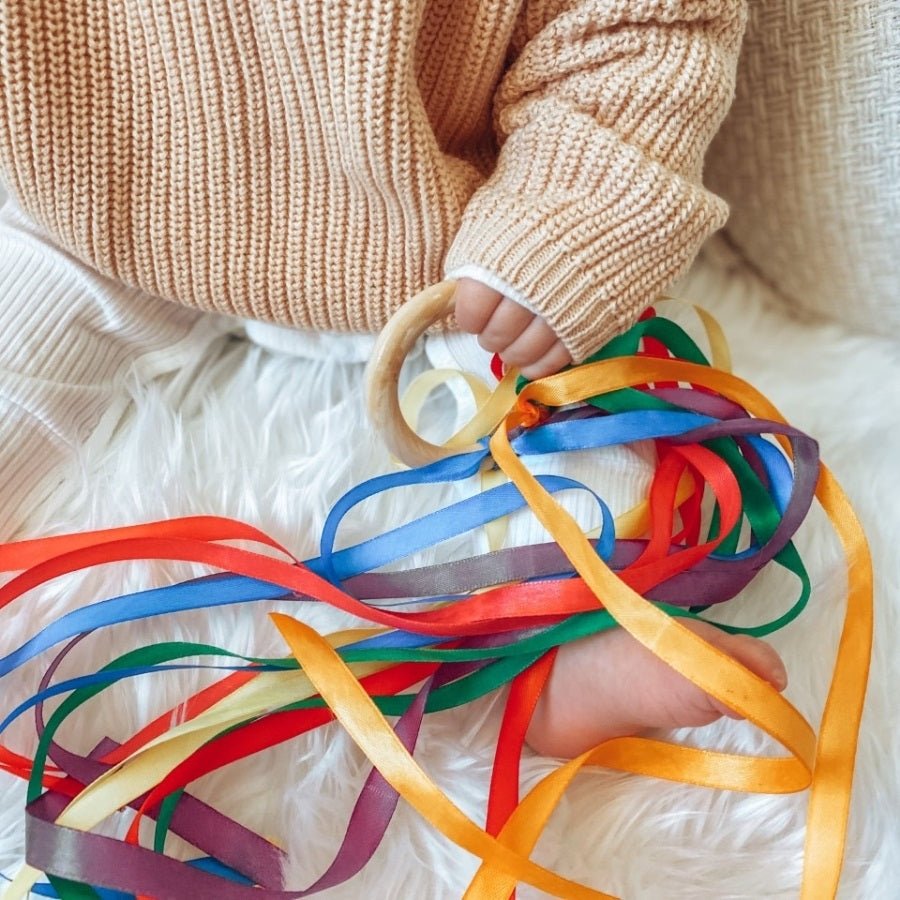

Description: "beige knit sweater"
0 1 746 362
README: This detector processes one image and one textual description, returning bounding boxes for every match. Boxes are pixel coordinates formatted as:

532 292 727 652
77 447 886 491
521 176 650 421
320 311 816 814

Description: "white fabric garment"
706 0 900 333
245 316 655 547
0 196 236 540
0 186 896 894
0 192 648 558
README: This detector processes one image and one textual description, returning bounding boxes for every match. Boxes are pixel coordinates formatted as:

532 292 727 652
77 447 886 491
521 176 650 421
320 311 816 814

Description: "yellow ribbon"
655 296 733 373
480 357 870 898
3 630 386 899
272 356 870 899
272 614 609 900
402 367 519 551
5 343 870 900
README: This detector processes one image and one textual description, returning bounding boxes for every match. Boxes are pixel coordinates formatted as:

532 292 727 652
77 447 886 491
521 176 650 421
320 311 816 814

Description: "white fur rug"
1 239 898 898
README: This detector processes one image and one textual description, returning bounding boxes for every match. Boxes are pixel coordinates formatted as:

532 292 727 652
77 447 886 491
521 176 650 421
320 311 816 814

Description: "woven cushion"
706 1 900 331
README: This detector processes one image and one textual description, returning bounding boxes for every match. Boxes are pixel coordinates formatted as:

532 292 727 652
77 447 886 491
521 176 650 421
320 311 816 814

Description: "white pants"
0 193 648 547
0 197 236 540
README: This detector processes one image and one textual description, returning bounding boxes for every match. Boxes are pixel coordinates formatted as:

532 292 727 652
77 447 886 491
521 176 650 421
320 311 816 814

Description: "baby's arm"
448 0 747 372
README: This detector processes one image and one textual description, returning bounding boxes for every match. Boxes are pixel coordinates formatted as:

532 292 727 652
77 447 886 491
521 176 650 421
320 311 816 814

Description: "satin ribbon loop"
0 305 870 900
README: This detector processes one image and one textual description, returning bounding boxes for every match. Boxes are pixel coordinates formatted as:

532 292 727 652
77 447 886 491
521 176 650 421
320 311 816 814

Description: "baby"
0 0 784 758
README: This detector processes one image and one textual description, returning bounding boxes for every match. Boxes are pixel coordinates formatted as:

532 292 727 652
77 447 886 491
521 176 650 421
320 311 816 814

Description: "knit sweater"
0 0 746 362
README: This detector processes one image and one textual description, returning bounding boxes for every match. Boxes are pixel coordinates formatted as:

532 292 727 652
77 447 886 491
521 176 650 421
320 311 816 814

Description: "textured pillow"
706 1 900 332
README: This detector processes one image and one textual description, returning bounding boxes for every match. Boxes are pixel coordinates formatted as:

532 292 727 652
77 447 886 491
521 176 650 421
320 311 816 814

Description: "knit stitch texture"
0 0 746 361
707 0 900 335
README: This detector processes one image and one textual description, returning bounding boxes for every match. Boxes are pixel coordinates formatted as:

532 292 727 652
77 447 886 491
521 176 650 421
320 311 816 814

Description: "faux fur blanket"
1 239 898 898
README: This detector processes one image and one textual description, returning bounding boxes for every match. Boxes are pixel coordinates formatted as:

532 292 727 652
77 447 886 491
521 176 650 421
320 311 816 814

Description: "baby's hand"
453 278 572 380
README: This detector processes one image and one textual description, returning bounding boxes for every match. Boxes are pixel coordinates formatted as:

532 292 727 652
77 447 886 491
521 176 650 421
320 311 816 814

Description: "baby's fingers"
518 339 572 381
451 276 572 378
498 316 558 370
476 297 535 353
452 278 503 334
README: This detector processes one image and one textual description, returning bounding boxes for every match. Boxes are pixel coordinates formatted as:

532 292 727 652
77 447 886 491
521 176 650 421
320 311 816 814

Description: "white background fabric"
707 0 900 333
0 229 897 896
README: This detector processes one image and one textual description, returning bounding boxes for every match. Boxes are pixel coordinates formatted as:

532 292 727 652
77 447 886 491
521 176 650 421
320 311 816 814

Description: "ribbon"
0 308 870 899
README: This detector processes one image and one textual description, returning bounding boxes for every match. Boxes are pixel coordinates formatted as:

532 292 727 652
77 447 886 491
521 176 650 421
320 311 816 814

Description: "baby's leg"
526 619 787 758
0 197 233 540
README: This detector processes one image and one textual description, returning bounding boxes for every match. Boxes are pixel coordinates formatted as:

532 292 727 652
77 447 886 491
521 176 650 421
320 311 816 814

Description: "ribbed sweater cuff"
445 114 729 362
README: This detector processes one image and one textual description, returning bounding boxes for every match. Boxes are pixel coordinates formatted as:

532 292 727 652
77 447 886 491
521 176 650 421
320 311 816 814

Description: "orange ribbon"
273 355 870 899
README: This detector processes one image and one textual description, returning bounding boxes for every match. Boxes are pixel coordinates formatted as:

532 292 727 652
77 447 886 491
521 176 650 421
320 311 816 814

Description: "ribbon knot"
516 398 547 429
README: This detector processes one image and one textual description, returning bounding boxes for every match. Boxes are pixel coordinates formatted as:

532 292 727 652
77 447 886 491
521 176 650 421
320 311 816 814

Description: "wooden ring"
365 281 484 468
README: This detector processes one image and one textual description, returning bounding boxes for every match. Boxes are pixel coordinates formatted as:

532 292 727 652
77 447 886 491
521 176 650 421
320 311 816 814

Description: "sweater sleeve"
444 0 748 362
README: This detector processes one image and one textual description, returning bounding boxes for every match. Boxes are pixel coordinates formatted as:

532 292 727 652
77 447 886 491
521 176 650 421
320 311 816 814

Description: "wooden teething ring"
366 280 484 468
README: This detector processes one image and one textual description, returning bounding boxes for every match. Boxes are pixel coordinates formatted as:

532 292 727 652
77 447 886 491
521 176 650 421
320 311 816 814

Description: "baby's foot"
525 619 787 758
